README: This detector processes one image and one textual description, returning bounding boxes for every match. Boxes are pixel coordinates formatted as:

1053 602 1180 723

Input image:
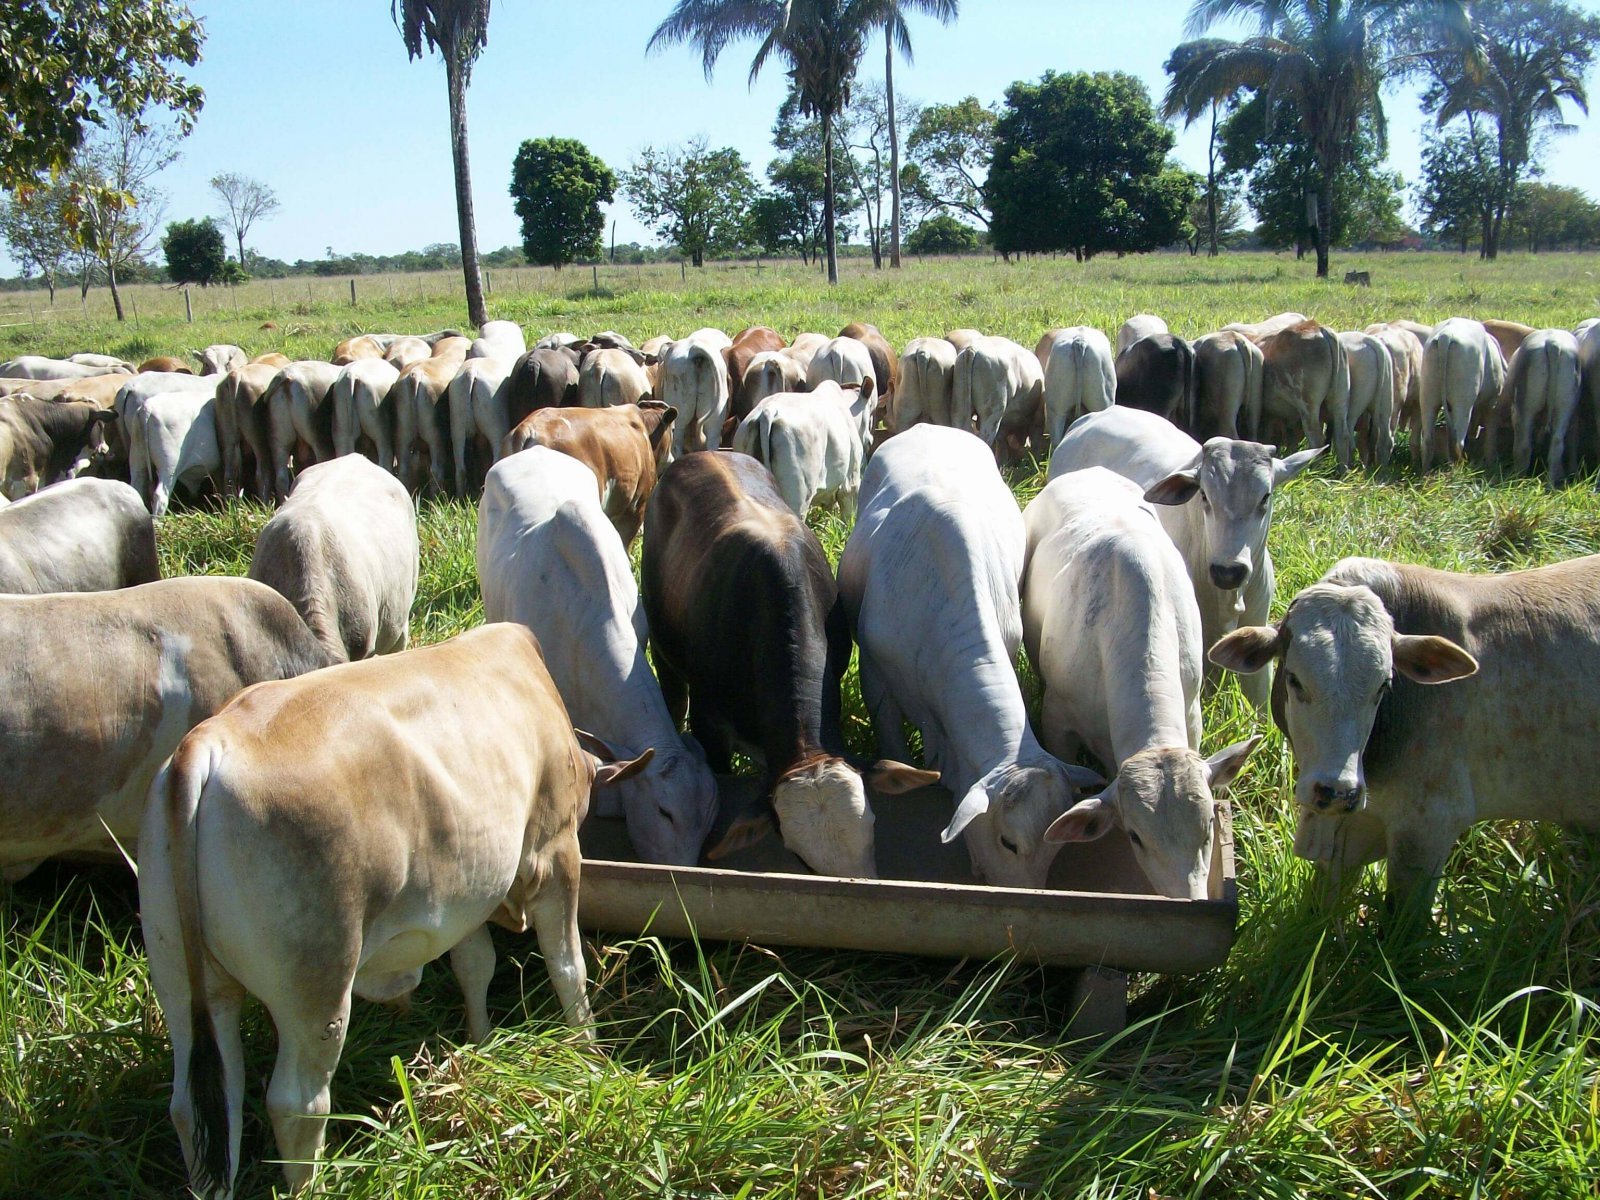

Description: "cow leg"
449 924 497 1043
265 989 352 1194
1511 406 1536 477
531 836 593 1035
859 648 911 763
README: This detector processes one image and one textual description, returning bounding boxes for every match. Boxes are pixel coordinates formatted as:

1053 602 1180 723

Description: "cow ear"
574 728 619 760
704 810 775 861
1209 625 1285 674
1144 469 1199 506
942 782 992 843
1064 762 1106 791
657 405 677 427
1203 735 1262 793
1273 445 1325 485
1045 793 1118 844
1393 634 1478 684
589 745 655 789
865 760 940 795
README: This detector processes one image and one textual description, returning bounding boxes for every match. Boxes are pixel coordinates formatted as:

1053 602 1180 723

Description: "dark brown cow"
506 346 581 423
640 452 935 879
0 397 117 498
724 326 787 429
840 321 898 410
501 401 676 545
1114 333 1196 430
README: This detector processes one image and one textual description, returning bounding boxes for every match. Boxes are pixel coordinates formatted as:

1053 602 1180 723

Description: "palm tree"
879 0 959 268
1163 38 1242 258
1167 0 1474 278
652 0 902 284
1422 0 1600 260
393 0 491 327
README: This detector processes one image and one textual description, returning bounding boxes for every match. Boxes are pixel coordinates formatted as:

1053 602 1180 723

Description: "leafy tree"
986 71 1196 261
0 0 203 188
1420 0 1600 259
902 95 996 227
1220 93 1406 252
1416 124 1499 251
68 114 182 321
1162 40 1244 257
0 181 74 303
1509 181 1600 250
1167 0 1474 277
651 0 946 285
392 0 493 327
163 216 226 285
874 0 958 268
219 258 248 284
905 213 978 254
621 138 758 267
209 172 279 266
1184 181 1244 255
509 137 615 269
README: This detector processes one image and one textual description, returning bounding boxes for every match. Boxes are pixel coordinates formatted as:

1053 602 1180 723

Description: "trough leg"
1066 966 1127 1039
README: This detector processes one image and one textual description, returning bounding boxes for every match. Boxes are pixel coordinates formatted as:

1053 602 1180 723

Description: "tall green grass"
4 255 1600 1198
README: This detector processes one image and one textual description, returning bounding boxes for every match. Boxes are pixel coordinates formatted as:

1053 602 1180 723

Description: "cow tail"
1183 340 1199 435
164 739 232 1195
952 352 973 435
757 407 776 466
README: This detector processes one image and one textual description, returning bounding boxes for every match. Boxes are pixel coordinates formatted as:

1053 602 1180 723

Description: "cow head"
1145 439 1323 594
942 760 1104 888
67 409 118 478
1209 584 1476 818
612 736 717 868
1044 738 1259 900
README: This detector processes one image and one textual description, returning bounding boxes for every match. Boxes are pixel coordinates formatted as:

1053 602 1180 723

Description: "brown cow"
393 342 469 496
839 321 898 410
138 356 194 375
331 334 386 365
1256 321 1350 461
501 401 676 545
215 362 283 501
724 326 787 427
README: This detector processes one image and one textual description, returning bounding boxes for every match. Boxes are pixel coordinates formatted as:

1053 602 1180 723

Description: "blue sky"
6 0 1600 272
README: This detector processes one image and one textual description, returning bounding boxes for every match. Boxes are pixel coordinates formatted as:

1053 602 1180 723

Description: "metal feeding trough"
577 778 1238 1035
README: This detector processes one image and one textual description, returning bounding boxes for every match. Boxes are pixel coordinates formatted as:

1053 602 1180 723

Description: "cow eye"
1376 679 1392 703
1258 494 1270 512
1127 830 1144 848
1286 672 1305 698
1200 493 1211 509
999 836 1019 854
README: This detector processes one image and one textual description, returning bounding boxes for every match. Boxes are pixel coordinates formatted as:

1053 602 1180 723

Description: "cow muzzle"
1209 561 1250 590
1310 780 1364 813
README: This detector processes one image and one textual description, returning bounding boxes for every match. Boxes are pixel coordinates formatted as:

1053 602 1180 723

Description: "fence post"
485 271 492 295
350 278 357 306
184 288 193 323
681 261 686 283
593 264 599 291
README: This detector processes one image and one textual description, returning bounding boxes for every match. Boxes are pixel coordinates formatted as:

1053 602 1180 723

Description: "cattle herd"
3 308 1600 1198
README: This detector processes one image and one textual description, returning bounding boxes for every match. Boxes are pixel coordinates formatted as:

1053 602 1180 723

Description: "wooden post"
184 288 193 323
350 278 357 306
484 271 491 295
681 261 686 283
593 264 599 290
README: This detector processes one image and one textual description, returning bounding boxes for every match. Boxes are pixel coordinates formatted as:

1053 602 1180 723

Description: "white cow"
1050 406 1321 708
265 360 343 500
115 372 220 506
893 337 958 432
1506 329 1583 485
952 335 1044 461
579 347 653 409
138 391 221 516
659 327 733 456
1021 468 1258 900
782 332 830 375
468 319 526 360
446 354 516 496
1364 322 1425 436
248 456 419 663
1337 331 1395 470
0 478 159 594
1116 314 1168 356
384 336 432 371
0 356 113 381
732 381 866 517
1038 326 1116 447
839 426 1102 887
1419 317 1506 471
806 336 879 445
68 352 136 371
329 357 401 471
478 448 718 866
196 344 247 376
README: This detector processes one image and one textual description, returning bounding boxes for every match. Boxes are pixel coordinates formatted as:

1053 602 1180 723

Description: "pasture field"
4 254 1600 1198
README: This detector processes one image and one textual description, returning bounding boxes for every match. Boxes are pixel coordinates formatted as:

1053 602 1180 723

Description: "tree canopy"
209 173 279 266
0 0 203 188
163 216 227 285
509 137 615 269
906 214 979 254
986 71 1196 261
902 96 995 227
621 138 758 267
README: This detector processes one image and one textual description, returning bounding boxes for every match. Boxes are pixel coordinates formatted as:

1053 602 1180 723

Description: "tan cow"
1256 321 1350 462
1210 553 1600 917
0 577 333 880
139 356 194 375
1506 329 1583 485
579 346 653 409
393 340 469 496
214 363 282 501
1481 319 1533 364
384 336 432 371
501 401 676 545
1364 322 1425 437
1192 330 1263 441
332 334 387 365
140 624 650 1198
740 350 808 413
893 336 959 432
264 361 343 501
